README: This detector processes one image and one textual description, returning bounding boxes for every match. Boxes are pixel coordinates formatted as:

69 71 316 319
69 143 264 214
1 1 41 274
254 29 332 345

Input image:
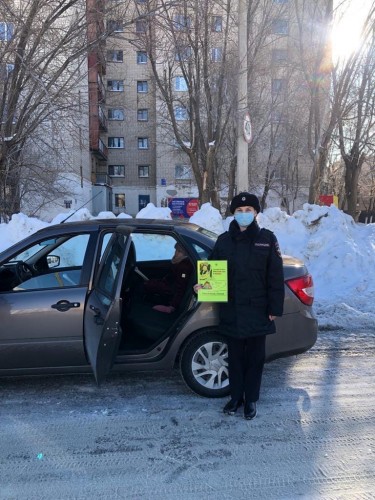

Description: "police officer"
208 193 284 419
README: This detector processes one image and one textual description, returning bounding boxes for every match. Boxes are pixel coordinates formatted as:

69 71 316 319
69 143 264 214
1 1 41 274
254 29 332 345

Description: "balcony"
94 173 112 186
91 137 108 160
97 73 106 101
98 105 107 131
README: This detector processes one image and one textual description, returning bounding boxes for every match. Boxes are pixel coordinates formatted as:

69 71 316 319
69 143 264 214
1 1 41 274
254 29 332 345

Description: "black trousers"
226 335 266 403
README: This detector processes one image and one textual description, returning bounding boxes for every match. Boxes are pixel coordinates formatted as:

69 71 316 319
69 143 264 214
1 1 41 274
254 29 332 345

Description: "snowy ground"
1 202 375 331
1 327 374 499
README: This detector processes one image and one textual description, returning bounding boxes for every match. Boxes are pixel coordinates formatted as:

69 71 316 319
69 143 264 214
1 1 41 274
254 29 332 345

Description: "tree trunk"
344 158 363 220
309 147 328 204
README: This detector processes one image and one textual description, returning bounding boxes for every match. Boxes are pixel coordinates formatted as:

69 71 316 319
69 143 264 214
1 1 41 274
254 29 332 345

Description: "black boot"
244 401 257 420
223 399 243 415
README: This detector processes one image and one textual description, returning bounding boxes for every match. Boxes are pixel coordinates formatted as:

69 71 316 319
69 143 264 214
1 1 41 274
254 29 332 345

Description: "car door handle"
51 300 80 312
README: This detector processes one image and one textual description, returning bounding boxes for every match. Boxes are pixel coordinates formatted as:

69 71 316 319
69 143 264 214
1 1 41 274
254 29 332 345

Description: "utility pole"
236 0 249 193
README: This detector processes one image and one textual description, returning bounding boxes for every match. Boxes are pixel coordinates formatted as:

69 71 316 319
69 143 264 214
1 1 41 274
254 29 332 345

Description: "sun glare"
332 1 372 61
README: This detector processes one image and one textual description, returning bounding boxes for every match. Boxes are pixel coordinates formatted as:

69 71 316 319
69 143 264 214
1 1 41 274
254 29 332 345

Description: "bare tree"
335 18 375 218
0 0 138 221
132 0 239 207
0 0 88 219
231 0 321 213
295 0 375 218
293 0 334 204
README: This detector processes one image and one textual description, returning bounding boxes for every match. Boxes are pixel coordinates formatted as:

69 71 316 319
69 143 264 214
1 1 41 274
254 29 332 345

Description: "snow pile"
0 213 49 251
51 208 93 224
1 203 375 332
260 204 375 331
189 203 225 234
136 203 172 220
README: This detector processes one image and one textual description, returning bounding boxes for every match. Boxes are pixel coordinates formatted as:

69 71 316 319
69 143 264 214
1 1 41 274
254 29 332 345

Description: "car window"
131 233 178 261
0 234 91 292
96 233 126 298
191 242 210 260
48 234 90 268
182 236 212 260
100 232 114 259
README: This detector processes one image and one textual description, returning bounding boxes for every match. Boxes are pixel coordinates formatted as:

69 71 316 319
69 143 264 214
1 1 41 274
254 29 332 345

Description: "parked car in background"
0 219 317 397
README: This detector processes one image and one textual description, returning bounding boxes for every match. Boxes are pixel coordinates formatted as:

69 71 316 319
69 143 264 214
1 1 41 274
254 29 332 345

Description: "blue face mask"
234 212 254 227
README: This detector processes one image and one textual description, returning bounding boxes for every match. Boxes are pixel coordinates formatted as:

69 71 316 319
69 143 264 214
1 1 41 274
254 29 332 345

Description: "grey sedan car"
0 219 317 397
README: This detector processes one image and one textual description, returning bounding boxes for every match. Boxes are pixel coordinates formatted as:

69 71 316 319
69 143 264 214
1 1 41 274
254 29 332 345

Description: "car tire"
180 330 230 398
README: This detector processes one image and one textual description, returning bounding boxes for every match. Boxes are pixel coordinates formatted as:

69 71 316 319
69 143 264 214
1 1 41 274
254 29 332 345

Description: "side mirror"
47 255 60 268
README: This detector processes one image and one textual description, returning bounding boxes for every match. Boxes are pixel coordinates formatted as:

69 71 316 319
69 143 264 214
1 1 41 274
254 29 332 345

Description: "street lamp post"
236 0 249 193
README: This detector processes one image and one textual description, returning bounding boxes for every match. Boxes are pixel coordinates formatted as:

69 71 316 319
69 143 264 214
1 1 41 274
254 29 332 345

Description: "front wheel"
180 330 230 398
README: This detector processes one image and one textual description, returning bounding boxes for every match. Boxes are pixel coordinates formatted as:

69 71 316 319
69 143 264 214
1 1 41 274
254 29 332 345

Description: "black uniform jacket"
210 219 285 338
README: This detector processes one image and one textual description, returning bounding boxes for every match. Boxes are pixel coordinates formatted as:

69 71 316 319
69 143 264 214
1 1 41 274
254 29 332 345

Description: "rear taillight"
285 274 314 306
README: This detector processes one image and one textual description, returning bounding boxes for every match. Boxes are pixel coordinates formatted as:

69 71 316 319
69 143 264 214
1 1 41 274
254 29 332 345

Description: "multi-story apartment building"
87 0 331 216
88 0 157 216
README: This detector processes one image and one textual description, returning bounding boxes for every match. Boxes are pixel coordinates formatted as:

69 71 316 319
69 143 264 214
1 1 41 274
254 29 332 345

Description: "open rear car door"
84 227 132 384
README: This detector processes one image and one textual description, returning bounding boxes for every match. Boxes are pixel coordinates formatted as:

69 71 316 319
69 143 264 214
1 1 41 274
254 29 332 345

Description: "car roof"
47 218 202 232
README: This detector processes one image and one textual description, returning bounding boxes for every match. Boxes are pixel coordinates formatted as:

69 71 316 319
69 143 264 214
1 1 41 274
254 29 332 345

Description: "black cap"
230 192 261 214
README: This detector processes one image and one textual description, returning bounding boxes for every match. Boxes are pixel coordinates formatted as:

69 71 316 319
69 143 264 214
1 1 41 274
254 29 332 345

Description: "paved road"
1 329 374 499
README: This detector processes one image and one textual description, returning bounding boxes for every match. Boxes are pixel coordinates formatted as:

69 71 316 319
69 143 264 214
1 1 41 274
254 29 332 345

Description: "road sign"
243 112 252 144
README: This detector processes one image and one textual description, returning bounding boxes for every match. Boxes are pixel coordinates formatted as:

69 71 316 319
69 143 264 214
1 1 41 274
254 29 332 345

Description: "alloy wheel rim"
191 341 229 389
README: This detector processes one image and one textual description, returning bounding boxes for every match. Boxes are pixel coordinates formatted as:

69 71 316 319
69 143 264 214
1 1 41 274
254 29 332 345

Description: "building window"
108 137 125 148
272 19 289 35
108 165 125 177
137 80 148 93
136 20 147 33
107 50 123 62
137 109 149 121
138 195 150 210
138 137 149 149
271 78 286 94
115 193 126 208
138 165 150 178
212 16 222 32
174 14 191 30
271 49 288 63
137 51 148 63
174 106 188 121
174 76 188 91
107 20 123 32
175 164 192 180
108 108 124 120
175 46 192 61
107 80 124 91
0 22 14 41
211 47 223 62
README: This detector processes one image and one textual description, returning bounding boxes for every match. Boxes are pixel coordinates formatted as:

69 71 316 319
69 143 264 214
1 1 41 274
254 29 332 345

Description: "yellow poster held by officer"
197 260 228 302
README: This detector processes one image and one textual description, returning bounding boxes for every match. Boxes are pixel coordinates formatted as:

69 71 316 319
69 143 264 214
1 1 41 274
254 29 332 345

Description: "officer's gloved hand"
152 305 175 314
